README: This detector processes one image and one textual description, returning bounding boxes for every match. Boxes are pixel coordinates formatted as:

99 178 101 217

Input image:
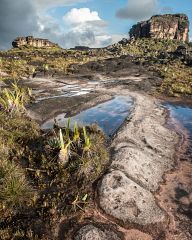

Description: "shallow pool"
41 96 134 136
164 102 192 158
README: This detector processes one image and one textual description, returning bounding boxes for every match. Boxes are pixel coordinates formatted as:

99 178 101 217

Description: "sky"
0 0 192 49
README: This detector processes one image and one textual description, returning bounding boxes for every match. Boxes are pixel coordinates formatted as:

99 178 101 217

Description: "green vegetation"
0 84 109 239
152 61 192 96
82 126 92 154
118 38 192 97
0 82 31 113
0 159 32 216
0 46 109 81
1 38 191 97
120 38 181 57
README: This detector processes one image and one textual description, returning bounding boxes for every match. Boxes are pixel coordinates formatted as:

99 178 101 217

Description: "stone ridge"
12 36 59 48
98 91 179 235
129 14 189 42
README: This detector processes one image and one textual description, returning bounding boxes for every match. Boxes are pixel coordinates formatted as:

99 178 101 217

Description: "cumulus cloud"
116 0 158 21
63 8 101 24
62 8 111 48
0 0 113 50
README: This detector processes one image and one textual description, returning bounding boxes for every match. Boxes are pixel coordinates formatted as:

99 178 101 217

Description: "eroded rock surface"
99 170 165 225
74 225 121 240
98 91 178 233
130 14 189 42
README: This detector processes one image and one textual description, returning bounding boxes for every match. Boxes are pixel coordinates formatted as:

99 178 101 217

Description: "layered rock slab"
98 91 178 231
111 148 168 191
99 170 165 226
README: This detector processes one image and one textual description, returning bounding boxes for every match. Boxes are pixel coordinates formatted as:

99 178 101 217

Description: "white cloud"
62 8 112 48
0 1 116 50
116 0 158 21
63 8 101 24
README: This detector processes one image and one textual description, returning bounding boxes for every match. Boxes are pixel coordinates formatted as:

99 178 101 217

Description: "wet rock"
74 224 121 240
99 170 165 226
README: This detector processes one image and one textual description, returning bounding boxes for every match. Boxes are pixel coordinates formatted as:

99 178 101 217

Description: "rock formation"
173 45 192 66
12 36 58 48
129 14 189 42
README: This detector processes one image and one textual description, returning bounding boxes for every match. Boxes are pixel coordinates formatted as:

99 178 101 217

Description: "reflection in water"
41 96 134 136
164 102 192 158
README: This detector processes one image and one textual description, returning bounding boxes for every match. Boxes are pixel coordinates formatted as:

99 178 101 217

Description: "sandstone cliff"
129 14 189 42
12 36 58 48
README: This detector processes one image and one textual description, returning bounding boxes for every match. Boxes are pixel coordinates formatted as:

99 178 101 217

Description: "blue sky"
0 0 192 49
46 0 192 47
48 1 130 35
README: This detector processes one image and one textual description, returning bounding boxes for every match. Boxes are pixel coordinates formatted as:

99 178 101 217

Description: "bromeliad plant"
0 82 31 113
48 128 72 166
82 126 92 154
58 129 72 166
73 122 80 143
48 121 92 166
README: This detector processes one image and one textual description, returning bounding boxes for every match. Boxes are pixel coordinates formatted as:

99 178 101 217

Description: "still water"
41 96 134 136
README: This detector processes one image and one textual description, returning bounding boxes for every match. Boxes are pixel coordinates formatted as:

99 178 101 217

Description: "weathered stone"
12 36 58 48
129 14 189 42
74 225 121 240
99 170 165 226
98 91 179 232
111 147 171 191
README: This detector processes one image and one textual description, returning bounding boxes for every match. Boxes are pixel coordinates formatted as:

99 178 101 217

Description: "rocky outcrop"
129 14 189 42
173 45 192 66
12 36 58 48
70 46 90 51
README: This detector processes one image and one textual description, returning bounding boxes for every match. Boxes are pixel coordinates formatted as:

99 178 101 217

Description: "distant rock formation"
70 46 90 51
12 36 58 48
129 14 189 42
